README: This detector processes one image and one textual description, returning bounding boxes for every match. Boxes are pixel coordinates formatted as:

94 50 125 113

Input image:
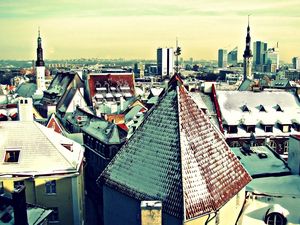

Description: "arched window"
269 140 277 150
266 213 286 225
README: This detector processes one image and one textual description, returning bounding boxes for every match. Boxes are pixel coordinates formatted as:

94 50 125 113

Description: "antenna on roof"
174 37 181 74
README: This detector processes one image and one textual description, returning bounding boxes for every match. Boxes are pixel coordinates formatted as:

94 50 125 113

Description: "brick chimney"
12 186 28 225
140 201 162 225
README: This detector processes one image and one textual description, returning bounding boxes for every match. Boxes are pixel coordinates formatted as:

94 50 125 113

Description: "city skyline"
0 0 299 62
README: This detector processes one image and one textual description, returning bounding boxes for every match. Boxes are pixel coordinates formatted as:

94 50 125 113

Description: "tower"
243 16 253 80
157 47 174 79
35 28 46 94
218 49 227 68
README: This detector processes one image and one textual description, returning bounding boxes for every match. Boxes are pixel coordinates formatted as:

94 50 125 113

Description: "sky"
0 0 299 62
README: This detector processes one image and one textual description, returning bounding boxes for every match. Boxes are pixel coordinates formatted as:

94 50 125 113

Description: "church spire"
243 15 252 58
243 15 253 81
36 27 45 67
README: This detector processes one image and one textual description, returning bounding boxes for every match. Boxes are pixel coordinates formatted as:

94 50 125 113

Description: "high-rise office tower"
266 46 279 72
243 17 253 80
227 47 238 66
218 49 227 68
292 57 300 70
157 48 174 79
253 41 268 72
35 28 46 94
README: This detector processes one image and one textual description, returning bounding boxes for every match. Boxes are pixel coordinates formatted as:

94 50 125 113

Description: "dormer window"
241 105 249 112
259 105 266 112
275 104 283 112
4 149 20 163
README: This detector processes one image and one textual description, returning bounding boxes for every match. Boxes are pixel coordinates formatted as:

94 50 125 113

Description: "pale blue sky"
0 0 299 62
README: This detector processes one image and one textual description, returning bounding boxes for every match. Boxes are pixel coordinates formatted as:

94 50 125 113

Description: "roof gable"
99 75 251 221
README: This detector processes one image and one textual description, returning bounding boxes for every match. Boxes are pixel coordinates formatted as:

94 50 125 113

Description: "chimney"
12 186 28 225
140 201 162 225
18 97 33 121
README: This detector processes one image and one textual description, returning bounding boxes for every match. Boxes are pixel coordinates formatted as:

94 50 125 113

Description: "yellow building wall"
35 176 74 225
184 188 246 225
0 174 84 225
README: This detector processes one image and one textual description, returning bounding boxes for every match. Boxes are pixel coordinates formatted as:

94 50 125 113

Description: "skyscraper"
243 17 253 80
227 47 238 66
218 49 227 68
253 41 268 72
266 46 279 72
292 57 300 70
35 28 46 94
157 48 174 79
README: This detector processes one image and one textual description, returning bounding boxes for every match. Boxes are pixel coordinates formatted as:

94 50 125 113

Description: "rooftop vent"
257 153 268 159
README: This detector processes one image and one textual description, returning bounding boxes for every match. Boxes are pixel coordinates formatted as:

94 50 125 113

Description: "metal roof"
99 75 251 221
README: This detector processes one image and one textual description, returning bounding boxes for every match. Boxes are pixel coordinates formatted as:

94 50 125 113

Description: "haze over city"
0 0 299 61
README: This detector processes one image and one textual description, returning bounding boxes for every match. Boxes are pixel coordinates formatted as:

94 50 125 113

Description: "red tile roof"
87 73 135 100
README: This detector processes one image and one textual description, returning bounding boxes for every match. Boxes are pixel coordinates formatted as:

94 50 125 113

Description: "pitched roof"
0 121 84 176
15 83 37 98
99 75 251 221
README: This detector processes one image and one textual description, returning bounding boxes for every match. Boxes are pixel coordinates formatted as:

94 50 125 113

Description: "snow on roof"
0 121 84 176
247 175 300 197
238 175 300 225
231 146 290 177
217 91 300 126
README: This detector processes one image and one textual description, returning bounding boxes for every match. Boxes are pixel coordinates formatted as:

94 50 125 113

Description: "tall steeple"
35 27 46 94
243 15 253 81
36 27 45 67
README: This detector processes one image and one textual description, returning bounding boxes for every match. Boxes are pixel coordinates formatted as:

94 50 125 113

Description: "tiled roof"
99 75 251 221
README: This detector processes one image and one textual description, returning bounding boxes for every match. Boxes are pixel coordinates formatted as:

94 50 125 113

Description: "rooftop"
231 146 290 178
0 121 84 176
99 75 251 221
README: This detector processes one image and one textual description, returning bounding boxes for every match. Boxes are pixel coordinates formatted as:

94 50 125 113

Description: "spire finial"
38 26 40 38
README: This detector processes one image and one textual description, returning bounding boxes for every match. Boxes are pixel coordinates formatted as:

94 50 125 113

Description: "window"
228 125 238 134
14 180 24 189
246 125 256 133
270 140 277 150
48 207 59 222
4 150 20 163
259 105 266 112
265 125 273 133
241 105 249 112
266 213 285 225
230 141 240 147
45 181 56 194
283 141 289 154
0 181 4 194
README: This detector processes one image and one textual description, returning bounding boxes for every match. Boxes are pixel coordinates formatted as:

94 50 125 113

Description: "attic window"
259 105 266 112
241 105 249 112
4 150 20 163
275 104 283 112
61 143 73 152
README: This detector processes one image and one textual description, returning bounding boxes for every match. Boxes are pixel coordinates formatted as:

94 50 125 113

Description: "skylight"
4 150 20 163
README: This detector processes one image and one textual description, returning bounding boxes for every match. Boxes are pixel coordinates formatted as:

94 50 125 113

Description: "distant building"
35 29 46 95
285 69 300 80
243 18 253 80
227 47 238 66
86 72 135 116
98 75 251 225
218 49 228 68
39 71 86 118
253 41 268 72
292 56 300 70
157 48 174 79
266 46 279 72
